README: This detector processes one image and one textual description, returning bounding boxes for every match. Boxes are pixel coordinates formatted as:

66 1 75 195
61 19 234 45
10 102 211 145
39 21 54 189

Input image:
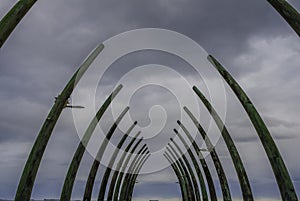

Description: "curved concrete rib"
126 153 151 201
78 107 130 201
193 86 254 201
177 120 218 201
15 44 105 201
173 129 209 201
0 0 38 48
114 143 147 201
106 135 143 201
170 138 206 201
164 153 187 201
59 86 123 201
166 147 195 201
184 106 232 201
267 0 300 36
168 142 201 201
97 122 138 201
208 55 298 201
119 147 148 201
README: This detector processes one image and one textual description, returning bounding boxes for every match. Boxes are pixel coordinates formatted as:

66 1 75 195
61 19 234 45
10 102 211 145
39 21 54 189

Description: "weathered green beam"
267 0 300 36
0 0 299 49
166 146 195 201
128 154 151 200
119 147 148 201
0 0 38 48
173 129 209 201
58 85 122 201
126 153 150 201
165 152 189 201
106 136 143 201
77 107 130 201
177 120 218 201
208 55 298 200
97 122 138 201
193 86 253 201
170 138 204 201
164 153 187 201
15 44 104 201
120 149 149 201
168 142 201 201
184 106 232 201
112 142 146 201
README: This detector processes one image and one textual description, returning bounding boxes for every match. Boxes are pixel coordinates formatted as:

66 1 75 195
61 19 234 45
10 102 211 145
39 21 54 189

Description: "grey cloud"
1 0 300 200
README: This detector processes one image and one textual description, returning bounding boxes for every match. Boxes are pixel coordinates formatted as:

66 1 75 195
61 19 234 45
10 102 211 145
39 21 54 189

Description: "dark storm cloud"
0 0 300 200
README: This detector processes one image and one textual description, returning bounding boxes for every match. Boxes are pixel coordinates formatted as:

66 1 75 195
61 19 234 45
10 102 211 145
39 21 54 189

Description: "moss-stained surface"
183 107 232 201
177 120 218 201
193 86 254 201
166 146 195 201
113 142 146 201
15 44 104 201
126 153 150 201
76 107 129 201
267 0 300 36
208 55 298 201
169 141 201 201
164 154 188 201
106 134 142 201
97 122 137 201
173 129 208 201
0 0 38 48
119 147 148 201
59 85 122 201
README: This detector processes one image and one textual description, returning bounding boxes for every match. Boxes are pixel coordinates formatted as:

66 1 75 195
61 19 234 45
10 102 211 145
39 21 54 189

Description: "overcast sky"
0 0 300 200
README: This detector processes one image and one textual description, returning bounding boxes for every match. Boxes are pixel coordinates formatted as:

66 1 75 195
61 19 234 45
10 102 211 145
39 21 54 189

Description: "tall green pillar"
177 120 218 201
173 129 209 201
164 153 189 201
106 136 143 201
267 0 300 36
184 106 232 201
113 143 146 201
168 142 201 201
208 55 298 201
164 154 188 201
97 122 137 201
59 85 122 201
166 146 195 201
193 86 253 200
119 147 148 201
126 153 150 201
76 107 130 201
0 0 38 47
170 138 207 201
15 44 104 201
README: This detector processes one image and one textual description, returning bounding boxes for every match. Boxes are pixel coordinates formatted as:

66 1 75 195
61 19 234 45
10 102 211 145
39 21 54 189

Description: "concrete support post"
208 55 298 201
184 106 232 201
166 147 195 201
164 154 188 201
97 122 138 201
15 44 105 201
60 85 123 201
79 107 130 201
106 136 143 201
193 86 253 200
177 120 218 201
173 129 209 201
119 147 148 201
168 142 201 201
